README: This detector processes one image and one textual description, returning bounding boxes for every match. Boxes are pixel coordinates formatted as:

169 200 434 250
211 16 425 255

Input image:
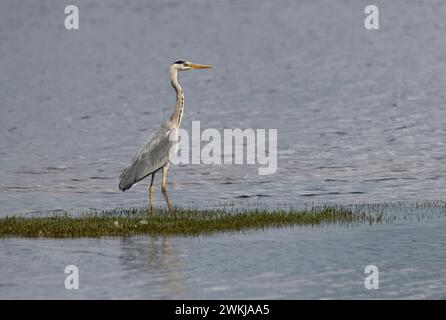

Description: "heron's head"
171 60 213 72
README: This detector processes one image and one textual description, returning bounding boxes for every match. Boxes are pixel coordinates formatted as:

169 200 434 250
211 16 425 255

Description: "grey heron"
119 60 212 213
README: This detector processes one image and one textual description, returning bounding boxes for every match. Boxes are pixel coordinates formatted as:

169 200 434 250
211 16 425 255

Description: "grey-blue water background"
0 0 445 299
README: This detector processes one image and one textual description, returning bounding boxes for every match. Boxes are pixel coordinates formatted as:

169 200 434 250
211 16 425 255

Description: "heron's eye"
174 60 186 65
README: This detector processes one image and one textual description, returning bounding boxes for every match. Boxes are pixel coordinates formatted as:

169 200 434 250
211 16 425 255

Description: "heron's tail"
119 166 134 192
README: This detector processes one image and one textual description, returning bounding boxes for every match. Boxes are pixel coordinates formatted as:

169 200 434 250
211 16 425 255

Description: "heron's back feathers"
119 123 178 191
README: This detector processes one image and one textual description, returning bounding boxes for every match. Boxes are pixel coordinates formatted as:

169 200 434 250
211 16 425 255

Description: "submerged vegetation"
0 206 393 238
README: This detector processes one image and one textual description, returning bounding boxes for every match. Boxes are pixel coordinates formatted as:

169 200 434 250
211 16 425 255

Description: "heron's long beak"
190 63 213 69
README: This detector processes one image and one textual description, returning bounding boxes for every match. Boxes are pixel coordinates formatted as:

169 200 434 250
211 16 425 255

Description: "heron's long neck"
169 69 184 127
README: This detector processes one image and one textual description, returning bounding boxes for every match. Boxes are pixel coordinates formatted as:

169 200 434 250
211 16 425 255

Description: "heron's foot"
161 185 175 217
167 204 175 216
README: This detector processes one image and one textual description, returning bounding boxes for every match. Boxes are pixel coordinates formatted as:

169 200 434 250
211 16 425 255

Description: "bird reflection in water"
119 236 183 298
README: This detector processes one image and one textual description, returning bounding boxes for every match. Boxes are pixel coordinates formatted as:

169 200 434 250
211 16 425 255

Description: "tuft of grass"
0 207 391 238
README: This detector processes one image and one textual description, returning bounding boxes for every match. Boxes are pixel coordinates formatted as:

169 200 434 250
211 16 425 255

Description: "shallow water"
1 218 446 299
1 0 446 299
1 0 446 214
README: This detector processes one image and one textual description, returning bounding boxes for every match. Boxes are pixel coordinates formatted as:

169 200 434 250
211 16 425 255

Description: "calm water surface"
1 219 446 299
1 0 446 299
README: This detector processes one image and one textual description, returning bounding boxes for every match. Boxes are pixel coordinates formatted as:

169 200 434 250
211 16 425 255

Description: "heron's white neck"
169 68 184 127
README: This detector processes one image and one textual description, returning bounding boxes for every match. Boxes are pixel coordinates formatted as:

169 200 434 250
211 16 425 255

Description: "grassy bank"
0 207 390 238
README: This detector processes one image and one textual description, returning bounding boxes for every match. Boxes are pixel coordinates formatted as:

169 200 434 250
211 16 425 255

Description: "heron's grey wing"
119 125 177 191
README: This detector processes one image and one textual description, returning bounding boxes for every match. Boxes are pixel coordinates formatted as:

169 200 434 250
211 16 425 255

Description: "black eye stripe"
173 60 186 65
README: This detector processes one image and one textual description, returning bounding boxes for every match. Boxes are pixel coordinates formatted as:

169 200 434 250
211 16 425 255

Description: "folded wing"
119 124 177 191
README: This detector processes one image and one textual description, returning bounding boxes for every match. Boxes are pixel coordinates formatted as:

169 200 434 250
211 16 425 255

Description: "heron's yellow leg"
149 173 155 214
161 164 174 214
